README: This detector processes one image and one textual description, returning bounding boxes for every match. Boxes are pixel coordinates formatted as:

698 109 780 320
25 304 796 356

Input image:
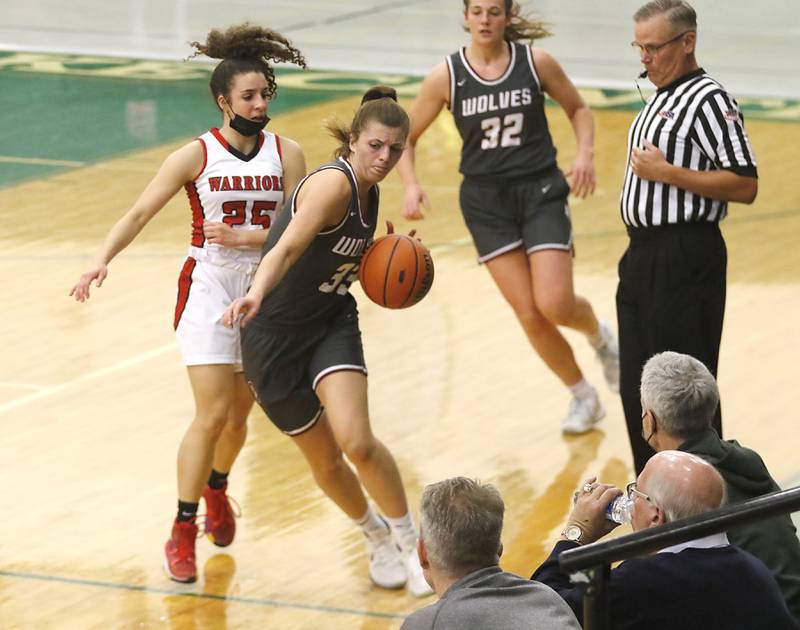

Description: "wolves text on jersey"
331 235 370 257
460 88 533 117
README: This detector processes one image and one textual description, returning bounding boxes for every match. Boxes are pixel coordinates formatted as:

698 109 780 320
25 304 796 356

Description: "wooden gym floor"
1 52 799 628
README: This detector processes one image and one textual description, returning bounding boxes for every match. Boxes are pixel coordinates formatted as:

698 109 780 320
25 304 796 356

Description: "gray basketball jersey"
252 157 378 328
448 41 557 178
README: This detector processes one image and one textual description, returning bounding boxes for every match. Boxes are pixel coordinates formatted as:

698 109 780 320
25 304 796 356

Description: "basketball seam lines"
382 237 402 307
399 236 419 308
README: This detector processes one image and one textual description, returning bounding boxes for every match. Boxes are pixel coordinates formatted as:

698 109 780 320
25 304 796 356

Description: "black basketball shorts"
459 167 573 263
240 300 367 435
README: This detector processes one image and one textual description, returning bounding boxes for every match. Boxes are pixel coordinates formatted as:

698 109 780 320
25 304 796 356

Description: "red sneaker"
202 484 239 547
164 519 198 583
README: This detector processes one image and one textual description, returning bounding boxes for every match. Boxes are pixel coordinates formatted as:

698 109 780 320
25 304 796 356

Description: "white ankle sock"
354 505 389 539
588 322 606 348
384 513 417 552
569 378 595 400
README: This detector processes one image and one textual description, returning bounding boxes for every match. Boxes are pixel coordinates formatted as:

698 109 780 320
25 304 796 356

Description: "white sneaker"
403 547 433 597
562 391 606 434
365 528 406 589
594 321 620 394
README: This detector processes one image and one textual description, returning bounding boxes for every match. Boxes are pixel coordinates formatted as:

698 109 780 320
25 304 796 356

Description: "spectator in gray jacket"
401 477 580 630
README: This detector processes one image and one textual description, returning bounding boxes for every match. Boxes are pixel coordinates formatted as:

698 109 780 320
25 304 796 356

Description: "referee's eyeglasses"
632 31 693 104
631 30 694 57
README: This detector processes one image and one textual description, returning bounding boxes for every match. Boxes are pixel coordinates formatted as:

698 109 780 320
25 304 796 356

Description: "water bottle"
606 495 632 524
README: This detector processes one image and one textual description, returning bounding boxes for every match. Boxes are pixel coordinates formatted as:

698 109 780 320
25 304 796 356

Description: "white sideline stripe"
0 155 86 167
0 343 177 415
0 382 48 390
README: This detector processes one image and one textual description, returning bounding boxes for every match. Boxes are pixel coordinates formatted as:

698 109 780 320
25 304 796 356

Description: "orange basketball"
358 234 434 309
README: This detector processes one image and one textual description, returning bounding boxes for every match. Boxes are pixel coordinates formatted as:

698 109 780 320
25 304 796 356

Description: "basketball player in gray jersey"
397 0 619 433
254 156 377 328
451 41 555 178
223 87 432 597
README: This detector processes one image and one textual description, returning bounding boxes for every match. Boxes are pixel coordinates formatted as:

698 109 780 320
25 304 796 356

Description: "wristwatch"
562 524 584 543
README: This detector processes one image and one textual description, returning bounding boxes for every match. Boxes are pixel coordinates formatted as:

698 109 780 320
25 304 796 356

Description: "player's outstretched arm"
397 61 450 220
70 141 203 301
534 48 596 199
222 168 350 327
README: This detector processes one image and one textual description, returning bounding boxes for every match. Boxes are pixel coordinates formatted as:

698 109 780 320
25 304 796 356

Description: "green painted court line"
0 206 796 263
0 569 407 621
1 50 798 190
1 52 418 189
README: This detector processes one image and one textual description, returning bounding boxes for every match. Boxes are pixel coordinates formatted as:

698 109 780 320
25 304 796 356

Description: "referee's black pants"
616 223 726 474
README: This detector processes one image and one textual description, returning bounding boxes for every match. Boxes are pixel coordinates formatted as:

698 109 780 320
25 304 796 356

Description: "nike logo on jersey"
541 184 552 194
457 78 467 86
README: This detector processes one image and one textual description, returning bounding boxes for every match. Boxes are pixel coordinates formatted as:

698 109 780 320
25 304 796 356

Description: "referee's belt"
626 221 720 241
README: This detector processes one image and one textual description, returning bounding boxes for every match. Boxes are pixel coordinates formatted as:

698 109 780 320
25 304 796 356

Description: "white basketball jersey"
184 128 285 267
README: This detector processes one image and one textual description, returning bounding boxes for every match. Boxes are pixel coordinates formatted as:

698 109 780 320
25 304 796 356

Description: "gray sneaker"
562 390 606 434
594 321 620 394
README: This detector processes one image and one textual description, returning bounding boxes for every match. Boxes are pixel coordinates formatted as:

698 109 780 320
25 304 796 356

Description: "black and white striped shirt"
620 68 757 228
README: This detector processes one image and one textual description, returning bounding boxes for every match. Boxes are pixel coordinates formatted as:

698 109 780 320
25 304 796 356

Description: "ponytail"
326 86 409 159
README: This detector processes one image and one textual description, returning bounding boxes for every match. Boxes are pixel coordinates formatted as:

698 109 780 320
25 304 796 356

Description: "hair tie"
361 86 397 104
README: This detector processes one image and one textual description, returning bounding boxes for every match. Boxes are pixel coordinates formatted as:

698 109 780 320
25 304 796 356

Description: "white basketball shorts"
173 255 255 369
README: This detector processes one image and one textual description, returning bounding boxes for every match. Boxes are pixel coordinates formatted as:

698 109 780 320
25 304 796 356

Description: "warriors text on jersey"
252 157 379 328
184 128 285 267
447 41 557 178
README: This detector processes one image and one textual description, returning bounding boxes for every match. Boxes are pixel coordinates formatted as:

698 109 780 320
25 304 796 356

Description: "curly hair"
462 0 552 42
189 23 306 106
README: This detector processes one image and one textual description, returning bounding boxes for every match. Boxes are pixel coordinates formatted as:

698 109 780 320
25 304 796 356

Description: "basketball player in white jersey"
70 24 307 583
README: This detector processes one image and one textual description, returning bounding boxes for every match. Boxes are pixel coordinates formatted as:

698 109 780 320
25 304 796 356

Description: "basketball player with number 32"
397 0 620 434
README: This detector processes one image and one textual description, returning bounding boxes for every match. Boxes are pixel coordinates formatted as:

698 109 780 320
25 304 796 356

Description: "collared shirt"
658 531 729 554
620 68 757 228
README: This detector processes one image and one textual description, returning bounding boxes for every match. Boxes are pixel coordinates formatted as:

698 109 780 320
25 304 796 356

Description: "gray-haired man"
641 350 800 620
533 451 796 629
401 477 580 630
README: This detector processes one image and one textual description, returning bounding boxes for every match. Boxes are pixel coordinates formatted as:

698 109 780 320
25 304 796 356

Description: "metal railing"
558 486 800 630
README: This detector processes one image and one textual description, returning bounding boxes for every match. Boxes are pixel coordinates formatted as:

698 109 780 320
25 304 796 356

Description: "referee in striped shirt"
618 0 758 474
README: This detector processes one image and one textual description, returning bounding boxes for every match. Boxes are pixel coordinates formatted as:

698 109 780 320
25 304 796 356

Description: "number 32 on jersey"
480 112 523 150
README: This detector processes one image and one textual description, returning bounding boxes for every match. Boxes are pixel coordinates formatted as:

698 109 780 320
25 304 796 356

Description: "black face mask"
230 113 270 137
